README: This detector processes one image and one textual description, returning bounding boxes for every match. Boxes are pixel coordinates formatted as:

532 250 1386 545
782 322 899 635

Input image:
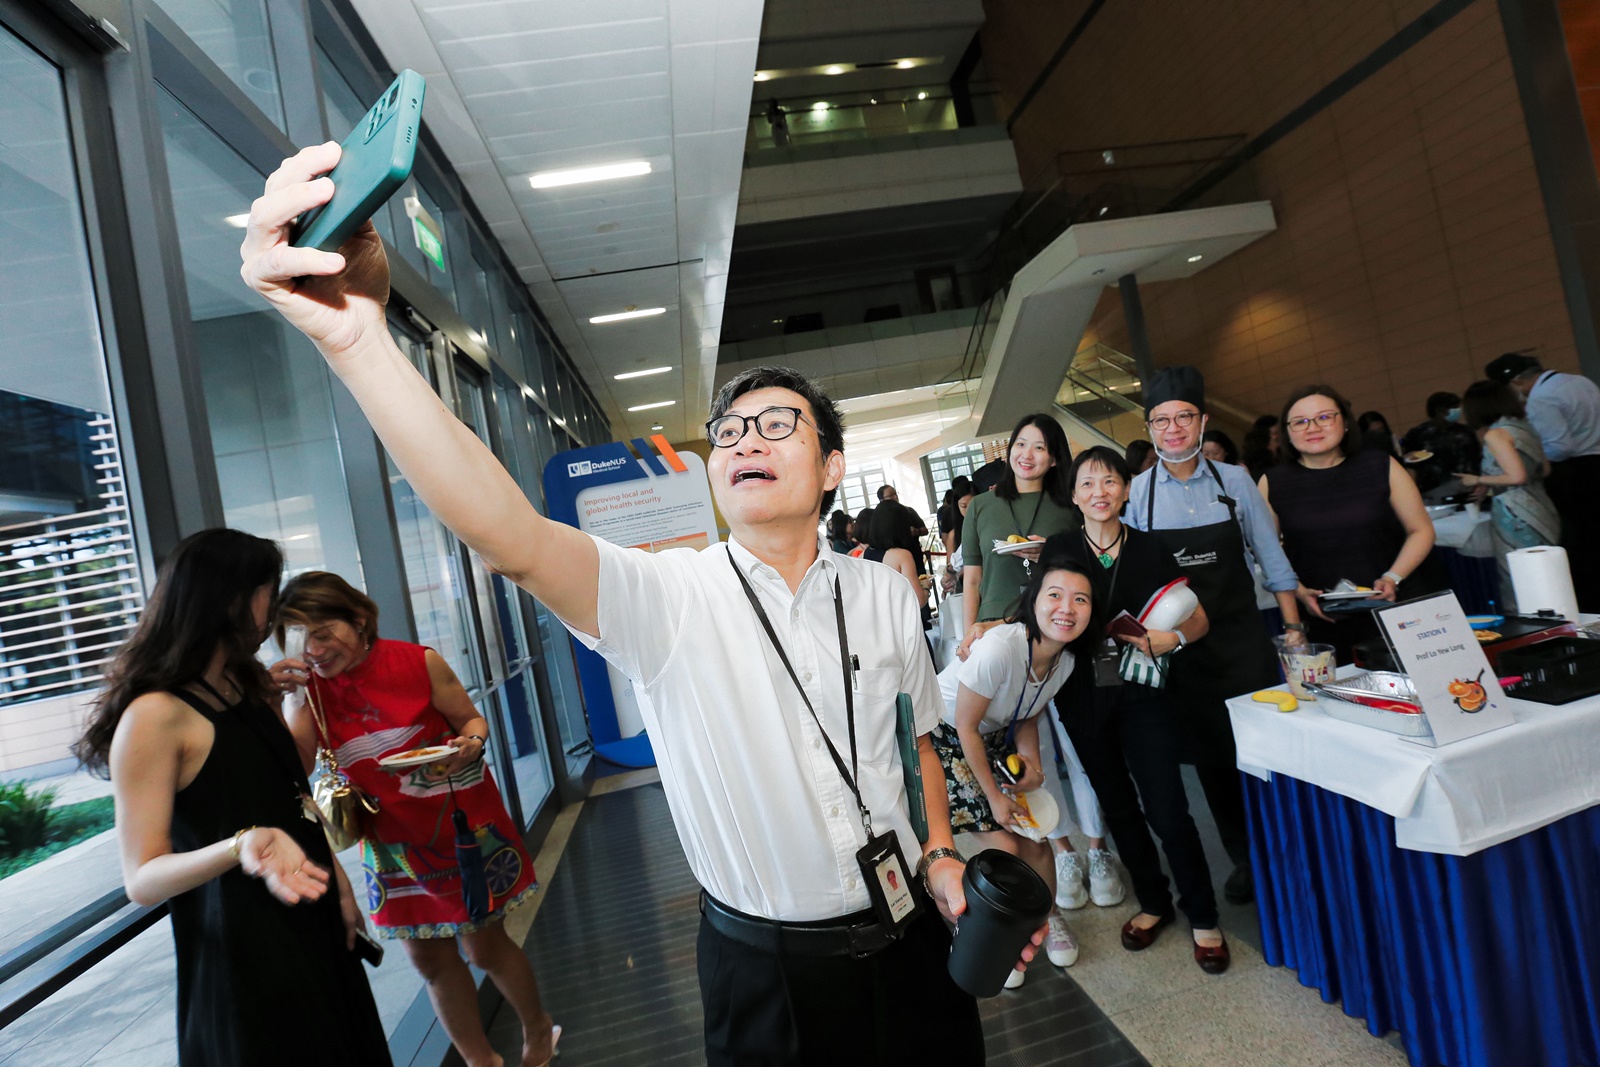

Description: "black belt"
699 892 905 959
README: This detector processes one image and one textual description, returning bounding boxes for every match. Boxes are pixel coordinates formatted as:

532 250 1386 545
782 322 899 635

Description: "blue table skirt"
1244 772 1600 1067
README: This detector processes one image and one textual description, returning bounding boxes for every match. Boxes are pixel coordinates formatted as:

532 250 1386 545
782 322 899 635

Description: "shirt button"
801 671 812 683
830 806 840 817
813 739 822 750
846 877 858 889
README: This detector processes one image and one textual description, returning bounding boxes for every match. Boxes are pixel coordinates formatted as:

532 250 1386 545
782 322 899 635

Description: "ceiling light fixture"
1187 254 1204 263
896 59 915 69
916 91 928 100
753 71 771 81
628 400 675 412
811 102 829 111
824 65 845 75
614 365 673 380
530 160 651 189
651 424 665 431
589 307 667 324
225 213 251 228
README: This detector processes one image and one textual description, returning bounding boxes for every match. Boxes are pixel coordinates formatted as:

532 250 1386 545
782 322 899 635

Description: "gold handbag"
305 677 379 853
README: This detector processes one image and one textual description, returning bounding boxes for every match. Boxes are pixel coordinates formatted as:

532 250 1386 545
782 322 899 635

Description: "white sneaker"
1045 911 1079 967
1088 848 1127 907
1054 850 1088 909
1004 966 1026 990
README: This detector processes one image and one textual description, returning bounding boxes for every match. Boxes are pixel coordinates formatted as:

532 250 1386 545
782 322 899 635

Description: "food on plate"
1006 534 1030 544
1474 630 1500 643
393 748 433 761
1402 450 1434 464
1010 792 1038 829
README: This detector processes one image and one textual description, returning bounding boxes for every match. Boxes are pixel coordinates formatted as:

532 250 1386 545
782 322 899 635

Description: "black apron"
1142 459 1280 767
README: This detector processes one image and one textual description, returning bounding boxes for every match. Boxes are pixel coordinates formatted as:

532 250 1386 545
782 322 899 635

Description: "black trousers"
1064 686 1220 929
697 904 984 1067
1547 455 1600 612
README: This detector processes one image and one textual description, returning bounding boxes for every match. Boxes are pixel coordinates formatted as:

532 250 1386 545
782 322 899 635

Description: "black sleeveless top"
167 687 390 1066
1263 447 1405 591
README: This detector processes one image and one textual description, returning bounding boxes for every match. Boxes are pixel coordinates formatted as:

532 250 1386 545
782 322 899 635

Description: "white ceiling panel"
349 0 760 443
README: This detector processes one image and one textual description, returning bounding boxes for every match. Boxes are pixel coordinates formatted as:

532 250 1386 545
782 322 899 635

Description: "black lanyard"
1007 491 1046 538
727 551 874 837
1004 649 1053 748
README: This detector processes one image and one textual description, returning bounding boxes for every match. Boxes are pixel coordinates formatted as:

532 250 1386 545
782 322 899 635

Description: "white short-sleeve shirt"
936 622 1073 735
564 534 943 921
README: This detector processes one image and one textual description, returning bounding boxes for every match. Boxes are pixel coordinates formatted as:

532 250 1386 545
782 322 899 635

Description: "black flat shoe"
1194 934 1231 974
1120 913 1174 951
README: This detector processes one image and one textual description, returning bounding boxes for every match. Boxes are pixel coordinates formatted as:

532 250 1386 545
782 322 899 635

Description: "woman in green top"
960 413 1079 637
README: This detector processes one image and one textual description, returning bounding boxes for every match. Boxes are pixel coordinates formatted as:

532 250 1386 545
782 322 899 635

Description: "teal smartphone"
292 69 426 252
895 693 929 843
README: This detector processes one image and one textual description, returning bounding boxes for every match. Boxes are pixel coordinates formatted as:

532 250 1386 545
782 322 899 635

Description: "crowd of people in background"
78 132 1600 1067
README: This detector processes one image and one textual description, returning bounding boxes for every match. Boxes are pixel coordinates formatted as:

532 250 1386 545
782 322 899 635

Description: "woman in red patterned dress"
268 572 557 1067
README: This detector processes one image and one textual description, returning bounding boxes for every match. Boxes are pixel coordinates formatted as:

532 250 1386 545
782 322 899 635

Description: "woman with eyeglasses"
1258 386 1436 662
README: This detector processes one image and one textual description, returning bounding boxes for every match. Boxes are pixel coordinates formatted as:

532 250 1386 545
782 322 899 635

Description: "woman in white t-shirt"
930 561 1095 985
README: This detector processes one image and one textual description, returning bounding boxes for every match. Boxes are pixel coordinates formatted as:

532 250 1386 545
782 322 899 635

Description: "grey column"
1118 273 1155 383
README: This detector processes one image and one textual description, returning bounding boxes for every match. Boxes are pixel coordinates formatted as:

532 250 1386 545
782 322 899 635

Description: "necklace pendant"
1098 552 1114 568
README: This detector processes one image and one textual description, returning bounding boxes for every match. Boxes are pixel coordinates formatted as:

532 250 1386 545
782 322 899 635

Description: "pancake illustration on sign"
1447 670 1487 713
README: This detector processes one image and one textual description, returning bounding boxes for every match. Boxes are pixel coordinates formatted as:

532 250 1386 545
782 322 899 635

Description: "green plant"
0 780 59 856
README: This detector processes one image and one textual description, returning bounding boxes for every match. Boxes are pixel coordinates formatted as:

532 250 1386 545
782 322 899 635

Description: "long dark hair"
827 510 852 544
1004 560 1099 658
1460 380 1526 429
994 413 1073 506
75 529 282 777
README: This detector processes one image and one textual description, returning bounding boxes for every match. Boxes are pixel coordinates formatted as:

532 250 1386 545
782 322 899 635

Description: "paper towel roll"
1507 545 1580 621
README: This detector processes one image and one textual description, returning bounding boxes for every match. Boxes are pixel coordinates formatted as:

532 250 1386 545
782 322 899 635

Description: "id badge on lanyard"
857 832 920 933
728 552 921 938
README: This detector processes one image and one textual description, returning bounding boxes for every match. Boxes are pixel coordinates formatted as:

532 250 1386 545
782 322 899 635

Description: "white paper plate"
991 539 1042 556
1007 788 1059 841
377 745 457 769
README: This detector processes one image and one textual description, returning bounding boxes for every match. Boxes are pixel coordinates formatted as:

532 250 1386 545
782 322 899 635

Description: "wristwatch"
1381 571 1403 585
1173 630 1188 651
1284 622 1309 635
917 847 961 894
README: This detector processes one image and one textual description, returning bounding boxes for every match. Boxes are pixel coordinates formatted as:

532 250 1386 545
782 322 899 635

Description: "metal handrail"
0 890 129 986
0 902 167 1031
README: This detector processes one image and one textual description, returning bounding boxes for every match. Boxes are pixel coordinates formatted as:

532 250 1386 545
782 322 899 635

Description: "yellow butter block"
1252 690 1299 712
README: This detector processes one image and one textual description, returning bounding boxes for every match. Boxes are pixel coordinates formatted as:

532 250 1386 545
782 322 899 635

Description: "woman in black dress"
1259 386 1436 663
75 529 390 1066
1042 447 1230 974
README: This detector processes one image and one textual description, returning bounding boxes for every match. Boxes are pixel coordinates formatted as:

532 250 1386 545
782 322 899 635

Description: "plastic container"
1498 638 1600 704
1306 671 1433 738
1275 640 1335 700
947 850 1054 997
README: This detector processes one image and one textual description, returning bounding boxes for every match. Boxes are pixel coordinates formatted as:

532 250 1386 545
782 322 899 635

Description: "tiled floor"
470 776 1412 1067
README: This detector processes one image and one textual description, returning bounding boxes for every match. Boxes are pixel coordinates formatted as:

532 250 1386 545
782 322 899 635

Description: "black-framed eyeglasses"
705 406 812 448
1286 411 1340 433
1147 410 1200 432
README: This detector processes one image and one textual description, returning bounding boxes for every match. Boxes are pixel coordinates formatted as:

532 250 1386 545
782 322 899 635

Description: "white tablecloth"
1228 682 1600 855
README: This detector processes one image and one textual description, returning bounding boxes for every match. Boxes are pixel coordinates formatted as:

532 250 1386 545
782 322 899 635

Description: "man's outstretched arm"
239 143 599 635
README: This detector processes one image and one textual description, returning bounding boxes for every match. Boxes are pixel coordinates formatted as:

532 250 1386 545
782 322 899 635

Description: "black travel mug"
946 849 1054 997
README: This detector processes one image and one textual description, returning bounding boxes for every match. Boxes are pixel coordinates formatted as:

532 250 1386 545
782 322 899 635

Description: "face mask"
1446 408 1461 423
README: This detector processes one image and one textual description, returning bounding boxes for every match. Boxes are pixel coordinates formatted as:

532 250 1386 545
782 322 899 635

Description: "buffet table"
1227 687 1600 1067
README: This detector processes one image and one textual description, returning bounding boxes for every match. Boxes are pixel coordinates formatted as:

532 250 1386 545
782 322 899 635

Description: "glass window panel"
0 23 143 972
458 250 494 349
158 87 362 584
150 0 284 129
